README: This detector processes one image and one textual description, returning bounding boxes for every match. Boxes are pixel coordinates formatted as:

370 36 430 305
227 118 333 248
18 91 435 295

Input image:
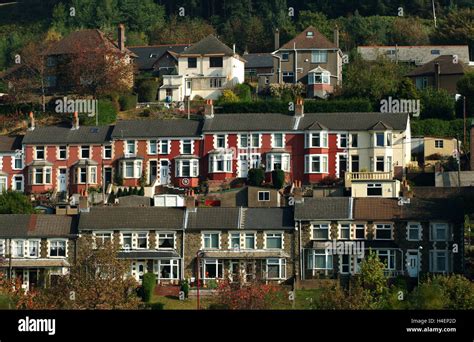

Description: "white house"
159 35 245 102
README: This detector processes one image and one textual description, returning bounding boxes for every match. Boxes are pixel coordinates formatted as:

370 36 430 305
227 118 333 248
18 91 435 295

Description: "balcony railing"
345 171 392 186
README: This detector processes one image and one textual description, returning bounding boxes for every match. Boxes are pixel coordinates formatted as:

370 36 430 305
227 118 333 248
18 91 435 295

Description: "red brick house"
0 135 24 192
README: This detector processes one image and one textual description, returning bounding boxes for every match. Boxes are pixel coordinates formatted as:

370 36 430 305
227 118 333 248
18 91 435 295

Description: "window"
13 240 24 257
281 52 289 61
137 233 147 249
158 233 174 249
283 72 294 83
78 167 87 183
339 223 350 239
202 259 223 279
75 166 97 184
387 133 392 147
266 232 283 249
35 146 45 160
45 76 56 87
339 133 348 148
32 167 52 185
0 177 6 192
50 240 66 257
188 57 197 68
155 259 179 279
79 146 90 159
46 56 56 67
95 232 112 245
340 255 350 274
13 175 23 191
209 78 223 88
375 224 392 240
258 191 270 201
435 140 444 148
350 134 358 147
122 233 132 250
209 154 232 173
312 223 330 240
431 223 449 241
181 140 192 154
386 49 396 56
308 249 333 270
266 153 290 172
305 155 328 174
306 31 314 38
175 159 198 177
367 183 382 196
305 132 328 148
58 146 67 160
431 49 440 55
408 223 421 241
209 57 223 68
376 250 396 270
416 77 428 90
230 233 240 249
216 135 226 148
203 233 220 249
272 133 284 148
376 157 384 172
121 160 142 179
245 233 255 249
125 162 134 178
148 140 157 154
125 140 135 155
375 133 385 147
266 258 286 279
430 250 448 273
0 239 4 256
308 71 330 84
355 224 365 239
239 134 248 148
159 140 170 154
351 155 359 172
103 145 112 159
250 134 260 148
13 153 23 169
311 50 328 63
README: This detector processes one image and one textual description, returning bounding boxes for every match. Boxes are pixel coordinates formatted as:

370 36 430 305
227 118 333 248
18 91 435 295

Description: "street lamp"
417 246 423 286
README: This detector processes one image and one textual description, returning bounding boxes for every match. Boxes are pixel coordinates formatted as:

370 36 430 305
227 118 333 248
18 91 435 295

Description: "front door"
407 253 419 277
238 155 249 178
159 160 169 185
58 169 67 192
104 167 112 188
132 261 147 284
338 154 347 178
149 161 158 184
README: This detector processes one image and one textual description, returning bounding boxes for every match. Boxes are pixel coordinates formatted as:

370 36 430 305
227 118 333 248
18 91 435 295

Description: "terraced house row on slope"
0 101 411 198
0 195 463 290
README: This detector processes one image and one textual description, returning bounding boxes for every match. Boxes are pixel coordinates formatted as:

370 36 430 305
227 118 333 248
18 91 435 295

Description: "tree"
217 89 239 103
389 17 431 46
148 16 215 45
419 88 456 120
0 191 35 214
356 251 388 299
247 168 265 186
142 272 156 302
34 236 141 309
271 169 285 189
457 72 474 119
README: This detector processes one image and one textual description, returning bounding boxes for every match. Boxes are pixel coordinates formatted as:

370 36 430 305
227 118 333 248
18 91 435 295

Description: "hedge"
248 168 265 186
142 273 156 302
272 169 285 189
217 98 373 113
411 119 464 140
136 79 159 102
118 94 138 111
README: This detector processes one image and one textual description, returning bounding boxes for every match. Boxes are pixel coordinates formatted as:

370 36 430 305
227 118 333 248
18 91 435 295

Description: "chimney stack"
293 180 303 204
72 111 79 130
118 24 125 52
333 26 339 48
295 98 304 117
28 111 35 131
204 99 214 118
434 62 440 90
185 189 196 212
274 28 280 50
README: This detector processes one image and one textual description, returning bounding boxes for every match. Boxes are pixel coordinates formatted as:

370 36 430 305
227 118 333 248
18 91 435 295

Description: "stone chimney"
204 99 214 118
471 121 474 171
292 180 304 204
295 98 304 117
333 26 339 48
72 111 79 130
274 28 280 50
434 62 440 90
185 189 196 212
118 24 125 52
28 111 35 131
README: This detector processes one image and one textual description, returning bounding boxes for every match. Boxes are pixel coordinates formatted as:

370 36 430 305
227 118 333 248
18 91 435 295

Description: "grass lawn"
151 289 323 310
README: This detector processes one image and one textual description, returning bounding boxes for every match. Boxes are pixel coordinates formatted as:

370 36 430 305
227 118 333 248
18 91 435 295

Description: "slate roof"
180 35 235 56
112 119 202 138
129 44 189 70
0 214 77 238
203 113 296 132
244 53 273 69
22 125 113 145
243 208 294 230
0 135 22 152
406 55 469 77
279 26 338 50
45 29 136 57
353 198 401 221
294 197 352 221
78 207 185 231
117 195 151 207
187 207 240 230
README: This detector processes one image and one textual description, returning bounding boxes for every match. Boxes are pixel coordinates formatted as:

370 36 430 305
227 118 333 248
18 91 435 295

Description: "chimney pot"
274 28 280 50
204 99 214 117
72 111 79 130
28 111 35 131
333 26 339 48
118 24 125 52
295 98 304 117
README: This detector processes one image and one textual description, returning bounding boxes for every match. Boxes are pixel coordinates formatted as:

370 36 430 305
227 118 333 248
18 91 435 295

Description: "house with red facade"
0 135 24 192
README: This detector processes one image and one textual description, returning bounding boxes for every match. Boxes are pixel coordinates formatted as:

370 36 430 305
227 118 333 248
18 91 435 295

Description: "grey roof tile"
0 214 76 238
203 113 296 132
0 135 23 152
243 208 294 230
181 35 235 56
129 45 189 70
244 53 273 69
23 125 113 145
112 119 202 138
187 207 240 230
295 197 352 221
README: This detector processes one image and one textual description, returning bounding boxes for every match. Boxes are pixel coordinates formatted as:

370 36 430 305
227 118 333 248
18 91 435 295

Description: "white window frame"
180 139 193 154
435 140 444 149
311 50 328 63
136 232 148 249
305 132 328 148
154 259 180 280
308 249 333 270
266 258 286 279
258 191 270 201
159 140 170 155
375 223 392 240
58 145 68 160
80 145 91 159
121 160 142 179
103 145 112 159
266 153 290 172
339 223 350 240
157 232 175 249
367 183 383 197
209 154 232 173
148 140 158 155
49 239 67 258
31 167 52 185
354 223 366 240
12 152 23 170
265 232 283 249
430 223 449 241
125 140 136 156
202 232 220 250
35 146 45 160
12 239 25 257
271 133 285 148
338 133 348 148
13 175 24 192
27 239 41 258
201 258 223 279
308 71 330 84
376 249 396 270
0 176 7 192
407 222 422 241
175 159 199 177
311 222 330 240
304 154 328 174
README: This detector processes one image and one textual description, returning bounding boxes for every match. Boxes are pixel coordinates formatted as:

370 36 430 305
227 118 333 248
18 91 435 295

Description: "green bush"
138 187 145 196
419 88 455 120
411 119 463 139
0 191 35 214
119 94 138 111
137 79 159 102
142 273 156 302
248 168 265 186
234 83 252 101
147 302 165 310
116 188 123 198
271 169 285 189
180 279 190 299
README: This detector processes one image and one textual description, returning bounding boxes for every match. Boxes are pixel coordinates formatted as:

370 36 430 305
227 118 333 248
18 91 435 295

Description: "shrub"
319 175 339 186
248 168 265 186
271 169 285 189
116 188 123 198
218 89 239 103
138 187 145 196
420 88 455 120
206 279 218 289
118 94 138 111
435 274 474 309
147 302 164 310
180 279 189 299
137 79 158 102
142 273 156 302
234 83 252 101
0 191 35 214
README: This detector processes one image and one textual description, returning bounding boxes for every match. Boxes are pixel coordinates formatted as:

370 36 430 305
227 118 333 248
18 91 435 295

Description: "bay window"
304 154 328 174
201 259 223 279
209 154 232 173
266 258 286 279
175 159 198 177
155 259 179 279
74 166 97 184
308 249 333 270
376 249 396 270
31 167 52 185
120 160 142 179
266 153 290 172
